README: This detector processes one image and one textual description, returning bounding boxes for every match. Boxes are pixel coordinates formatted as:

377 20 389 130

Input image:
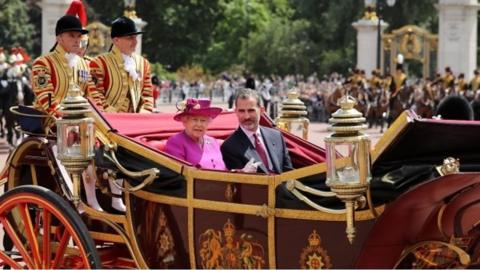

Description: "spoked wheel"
393 240 470 269
0 185 101 269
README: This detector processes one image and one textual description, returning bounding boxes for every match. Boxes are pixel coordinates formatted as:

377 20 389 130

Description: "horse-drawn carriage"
1 95 480 268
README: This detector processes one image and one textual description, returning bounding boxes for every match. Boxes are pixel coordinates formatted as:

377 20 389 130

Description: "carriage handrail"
286 179 337 197
286 180 346 214
9 105 56 137
285 179 377 216
103 149 160 193
9 106 52 118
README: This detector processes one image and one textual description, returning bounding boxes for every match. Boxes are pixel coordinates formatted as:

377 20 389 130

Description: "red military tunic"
90 45 153 113
31 45 104 116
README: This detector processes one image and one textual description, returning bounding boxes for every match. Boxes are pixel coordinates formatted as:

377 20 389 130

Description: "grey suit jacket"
221 126 293 174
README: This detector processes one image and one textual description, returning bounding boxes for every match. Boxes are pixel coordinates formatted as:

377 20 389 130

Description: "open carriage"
2 100 480 269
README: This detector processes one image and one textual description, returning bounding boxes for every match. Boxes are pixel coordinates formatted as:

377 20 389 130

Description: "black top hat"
111 16 144 38
55 15 88 36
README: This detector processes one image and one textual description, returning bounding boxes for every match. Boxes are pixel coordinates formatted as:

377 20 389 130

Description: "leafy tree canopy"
0 0 36 53
21 1 442 77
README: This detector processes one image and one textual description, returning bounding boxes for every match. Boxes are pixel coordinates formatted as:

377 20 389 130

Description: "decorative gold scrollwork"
225 183 236 202
255 204 275 218
400 28 422 59
199 219 266 269
103 149 159 193
394 240 470 269
299 230 332 269
436 157 460 176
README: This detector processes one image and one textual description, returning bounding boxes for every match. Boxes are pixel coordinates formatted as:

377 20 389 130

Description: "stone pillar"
38 0 71 54
438 0 480 80
352 19 388 76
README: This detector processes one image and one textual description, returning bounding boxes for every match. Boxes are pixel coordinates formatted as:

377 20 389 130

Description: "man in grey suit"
221 88 293 174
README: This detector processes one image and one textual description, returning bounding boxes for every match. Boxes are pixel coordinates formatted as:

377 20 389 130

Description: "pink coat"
165 131 226 171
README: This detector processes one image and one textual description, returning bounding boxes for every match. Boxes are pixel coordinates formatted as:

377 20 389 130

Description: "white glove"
241 158 262 173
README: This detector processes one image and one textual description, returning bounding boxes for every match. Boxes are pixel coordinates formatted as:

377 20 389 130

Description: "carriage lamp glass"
56 82 95 206
57 83 95 161
275 89 310 140
325 137 371 185
324 95 371 244
57 119 94 160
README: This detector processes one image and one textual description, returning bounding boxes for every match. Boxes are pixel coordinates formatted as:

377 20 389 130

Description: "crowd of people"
151 65 480 132
0 47 34 146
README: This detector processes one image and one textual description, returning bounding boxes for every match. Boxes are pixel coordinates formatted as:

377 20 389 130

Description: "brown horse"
367 87 389 132
350 85 369 116
388 85 413 126
414 86 435 118
326 86 345 116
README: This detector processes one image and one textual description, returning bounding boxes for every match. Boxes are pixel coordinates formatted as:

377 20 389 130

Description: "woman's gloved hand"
241 158 262 173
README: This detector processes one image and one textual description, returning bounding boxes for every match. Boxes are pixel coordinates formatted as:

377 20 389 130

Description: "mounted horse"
326 85 346 116
388 84 413 126
366 86 389 132
413 84 435 119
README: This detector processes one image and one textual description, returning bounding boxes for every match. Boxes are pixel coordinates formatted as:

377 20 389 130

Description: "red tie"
253 133 269 169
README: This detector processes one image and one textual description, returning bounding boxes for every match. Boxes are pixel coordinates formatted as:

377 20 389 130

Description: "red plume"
17 47 31 63
65 0 87 27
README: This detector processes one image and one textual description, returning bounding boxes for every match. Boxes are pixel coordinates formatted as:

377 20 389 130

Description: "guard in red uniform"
31 15 104 116
90 16 153 113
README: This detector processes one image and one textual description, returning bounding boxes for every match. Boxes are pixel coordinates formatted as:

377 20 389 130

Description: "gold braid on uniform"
90 45 153 113
32 45 104 116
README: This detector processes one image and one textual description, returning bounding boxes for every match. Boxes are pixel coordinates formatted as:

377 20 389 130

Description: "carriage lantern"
56 81 95 206
324 95 371 244
275 89 310 139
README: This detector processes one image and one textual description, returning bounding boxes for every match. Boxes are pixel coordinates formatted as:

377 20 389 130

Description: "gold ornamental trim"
394 240 470 268
7 138 50 190
267 178 276 268
299 230 332 269
198 219 266 268
371 111 410 163
124 185 149 268
108 132 184 172
132 187 383 221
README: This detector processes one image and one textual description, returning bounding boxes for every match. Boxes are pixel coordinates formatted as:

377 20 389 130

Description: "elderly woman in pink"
165 98 226 170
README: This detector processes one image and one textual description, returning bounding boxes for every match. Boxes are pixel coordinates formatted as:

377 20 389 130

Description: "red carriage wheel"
393 240 470 269
0 185 101 269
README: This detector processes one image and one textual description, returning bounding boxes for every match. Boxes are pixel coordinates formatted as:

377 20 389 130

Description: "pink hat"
174 98 222 121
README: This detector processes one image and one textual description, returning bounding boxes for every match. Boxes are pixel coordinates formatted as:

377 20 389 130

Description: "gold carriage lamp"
324 95 371 244
56 81 95 207
275 89 310 139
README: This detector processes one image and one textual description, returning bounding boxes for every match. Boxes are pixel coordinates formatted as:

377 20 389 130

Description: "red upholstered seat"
98 110 328 168
146 139 168 152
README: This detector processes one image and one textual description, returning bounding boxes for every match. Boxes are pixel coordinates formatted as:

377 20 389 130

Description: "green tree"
246 16 313 76
86 0 222 70
289 0 438 76
137 0 223 71
83 0 440 77
202 0 273 73
85 0 123 23
288 0 362 75
0 0 36 54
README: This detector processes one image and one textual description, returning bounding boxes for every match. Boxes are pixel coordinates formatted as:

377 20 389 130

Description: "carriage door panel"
193 177 271 268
